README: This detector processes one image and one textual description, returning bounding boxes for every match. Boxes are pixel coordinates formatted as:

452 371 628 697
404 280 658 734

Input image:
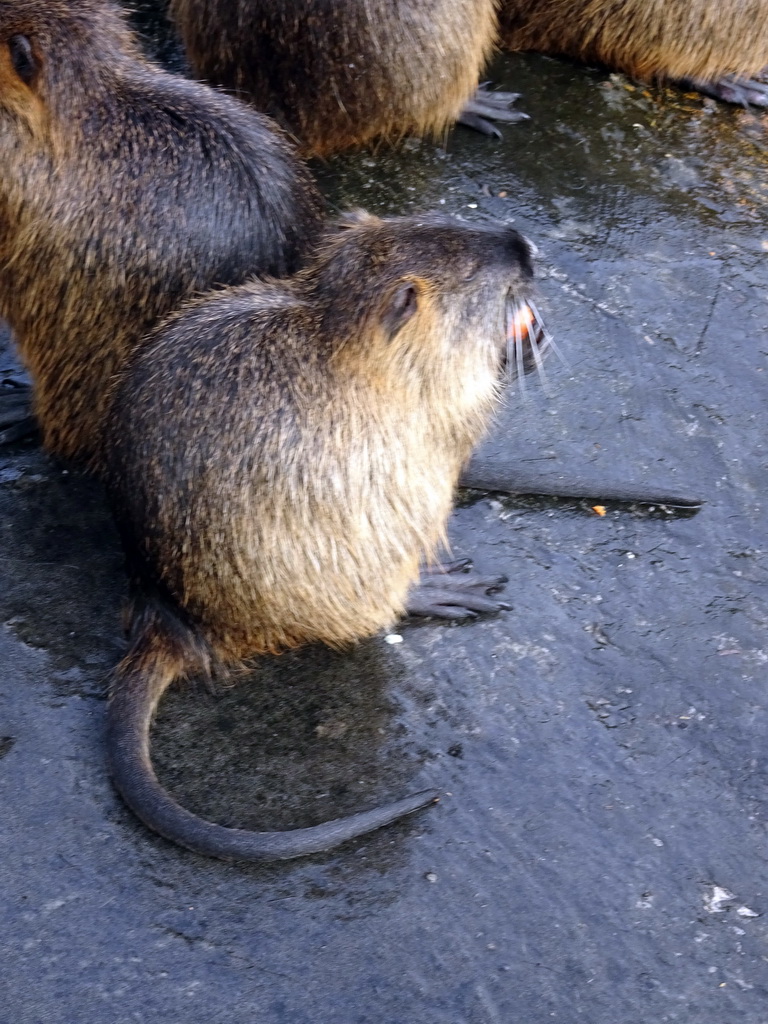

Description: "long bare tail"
107 598 438 861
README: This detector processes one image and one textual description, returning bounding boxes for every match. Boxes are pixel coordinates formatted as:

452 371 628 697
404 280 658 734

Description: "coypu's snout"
504 296 550 382
490 225 550 383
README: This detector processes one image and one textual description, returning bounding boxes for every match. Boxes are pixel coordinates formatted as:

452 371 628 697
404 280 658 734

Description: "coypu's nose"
501 228 535 277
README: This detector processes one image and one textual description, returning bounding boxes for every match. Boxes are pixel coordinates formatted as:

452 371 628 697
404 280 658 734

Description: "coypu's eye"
9 35 38 87
383 282 419 337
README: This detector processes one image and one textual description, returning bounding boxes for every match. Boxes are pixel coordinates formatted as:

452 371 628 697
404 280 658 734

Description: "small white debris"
425 872 438 883
736 906 760 918
384 634 403 645
706 886 736 913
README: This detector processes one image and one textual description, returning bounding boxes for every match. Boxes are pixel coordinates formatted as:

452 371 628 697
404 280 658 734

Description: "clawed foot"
405 558 509 621
683 74 768 107
457 83 529 137
0 380 36 444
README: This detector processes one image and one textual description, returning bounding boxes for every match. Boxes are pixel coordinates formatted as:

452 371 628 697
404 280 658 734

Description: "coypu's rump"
169 0 526 156
499 0 768 107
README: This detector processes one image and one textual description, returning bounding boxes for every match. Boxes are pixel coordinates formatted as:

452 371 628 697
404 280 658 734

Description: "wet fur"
0 0 322 467
499 0 768 83
108 215 528 659
168 0 499 156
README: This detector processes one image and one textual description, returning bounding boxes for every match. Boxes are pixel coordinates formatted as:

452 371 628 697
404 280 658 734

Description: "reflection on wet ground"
1 21 767 1024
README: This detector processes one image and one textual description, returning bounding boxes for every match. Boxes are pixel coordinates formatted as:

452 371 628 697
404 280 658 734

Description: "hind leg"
405 559 509 620
457 84 529 137
683 74 768 107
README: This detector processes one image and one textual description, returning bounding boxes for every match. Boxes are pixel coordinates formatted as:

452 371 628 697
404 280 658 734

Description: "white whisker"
529 329 550 393
529 301 565 367
513 306 526 396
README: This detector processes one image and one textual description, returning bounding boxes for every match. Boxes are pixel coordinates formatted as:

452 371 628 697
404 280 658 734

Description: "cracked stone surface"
1 14 767 1024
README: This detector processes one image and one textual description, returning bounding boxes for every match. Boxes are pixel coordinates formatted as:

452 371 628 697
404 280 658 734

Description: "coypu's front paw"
405 559 510 621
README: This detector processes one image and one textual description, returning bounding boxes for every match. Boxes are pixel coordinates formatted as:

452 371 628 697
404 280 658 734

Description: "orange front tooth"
508 303 535 340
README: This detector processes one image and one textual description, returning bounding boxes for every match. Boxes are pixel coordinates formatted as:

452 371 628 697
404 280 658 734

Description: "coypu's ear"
382 281 419 338
8 35 40 89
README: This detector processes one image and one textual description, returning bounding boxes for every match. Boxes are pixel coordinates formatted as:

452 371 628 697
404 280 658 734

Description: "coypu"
0 0 323 466
167 0 526 157
104 211 546 861
498 0 768 106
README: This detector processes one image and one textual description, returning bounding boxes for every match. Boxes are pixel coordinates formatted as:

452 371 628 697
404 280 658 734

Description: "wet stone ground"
2 16 768 1024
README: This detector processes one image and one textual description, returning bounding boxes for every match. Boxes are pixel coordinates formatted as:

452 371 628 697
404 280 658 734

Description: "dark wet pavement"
2 28 768 1024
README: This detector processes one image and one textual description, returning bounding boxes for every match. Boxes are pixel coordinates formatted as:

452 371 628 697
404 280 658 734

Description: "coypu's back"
499 0 768 83
0 0 322 466
169 0 499 155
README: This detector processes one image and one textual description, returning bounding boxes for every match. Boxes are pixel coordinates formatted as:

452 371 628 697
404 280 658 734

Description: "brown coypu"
0 0 323 467
167 0 526 157
498 0 768 107
104 211 546 861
